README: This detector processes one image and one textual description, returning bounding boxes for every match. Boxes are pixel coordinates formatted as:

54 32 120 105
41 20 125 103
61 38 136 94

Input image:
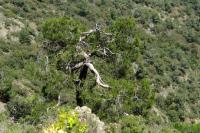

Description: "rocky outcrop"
75 106 106 133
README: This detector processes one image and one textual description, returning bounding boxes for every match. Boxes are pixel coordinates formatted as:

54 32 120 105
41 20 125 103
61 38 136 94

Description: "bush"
174 123 200 133
42 69 76 105
43 108 88 133
42 17 85 47
7 95 39 120
120 115 147 133
110 17 136 51
110 17 142 63
131 79 155 115
19 26 34 44
0 112 39 133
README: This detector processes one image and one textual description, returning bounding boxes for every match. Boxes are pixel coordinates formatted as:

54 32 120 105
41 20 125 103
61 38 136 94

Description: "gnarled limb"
66 24 114 89
84 63 109 88
68 62 109 88
71 61 85 71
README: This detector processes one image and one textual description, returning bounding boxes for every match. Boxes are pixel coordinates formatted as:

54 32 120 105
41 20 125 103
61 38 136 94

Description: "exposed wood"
85 63 109 88
66 24 114 89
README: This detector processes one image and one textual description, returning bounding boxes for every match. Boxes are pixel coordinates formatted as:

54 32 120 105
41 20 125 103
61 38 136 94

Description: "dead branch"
85 63 109 88
66 24 115 88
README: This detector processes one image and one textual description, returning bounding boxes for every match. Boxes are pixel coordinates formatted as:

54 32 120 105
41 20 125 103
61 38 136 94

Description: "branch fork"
66 24 114 88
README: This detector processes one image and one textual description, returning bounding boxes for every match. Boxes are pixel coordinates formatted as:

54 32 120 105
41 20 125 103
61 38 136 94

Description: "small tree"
42 18 114 105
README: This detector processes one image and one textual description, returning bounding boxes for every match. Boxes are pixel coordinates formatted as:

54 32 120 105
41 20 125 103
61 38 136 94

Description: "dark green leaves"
42 17 85 47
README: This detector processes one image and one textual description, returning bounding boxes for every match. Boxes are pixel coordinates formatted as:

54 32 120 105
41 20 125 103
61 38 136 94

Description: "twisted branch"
66 24 114 88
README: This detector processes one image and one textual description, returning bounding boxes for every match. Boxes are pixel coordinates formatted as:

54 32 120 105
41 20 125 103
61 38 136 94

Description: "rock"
75 106 106 133
0 127 5 133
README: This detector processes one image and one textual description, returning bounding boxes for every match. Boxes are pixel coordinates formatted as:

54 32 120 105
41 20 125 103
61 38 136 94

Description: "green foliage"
10 0 26 7
159 127 179 133
42 17 85 47
174 123 200 133
110 17 136 51
122 79 155 115
81 78 155 123
0 112 39 133
43 69 76 105
0 0 200 132
120 115 147 133
43 109 87 133
7 94 45 121
19 25 34 44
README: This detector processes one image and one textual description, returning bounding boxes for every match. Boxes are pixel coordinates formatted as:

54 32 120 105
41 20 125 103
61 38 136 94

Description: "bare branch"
85 63 109 88
104 47 116 55
56 95 61 106
82 29 96 35
66 24 114 88
71 61 85 71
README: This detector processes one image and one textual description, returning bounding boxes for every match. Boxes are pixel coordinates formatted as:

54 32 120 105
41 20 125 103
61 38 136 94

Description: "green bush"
120 115 147 133
174 123 200 133
0 112 39 133
42 17 85 47
129 79 155 115
7 95 37 119
43 108 88 133
110 17 136 51
19 26 34 44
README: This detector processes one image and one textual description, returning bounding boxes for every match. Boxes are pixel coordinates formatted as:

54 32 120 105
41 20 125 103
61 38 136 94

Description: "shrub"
0 112 39 133
131 79 155 115
7 95 37 120
110 17 142 63
174 123 200 133
42 17 85 47
43 109 87 133
120 115 147 133
19 26 34 44
110 17 136 51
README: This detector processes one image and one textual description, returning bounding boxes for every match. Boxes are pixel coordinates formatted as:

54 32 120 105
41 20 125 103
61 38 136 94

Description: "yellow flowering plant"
43 109 87 133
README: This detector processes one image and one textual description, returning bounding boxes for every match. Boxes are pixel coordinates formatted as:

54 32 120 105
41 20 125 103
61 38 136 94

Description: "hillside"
0 0 200 132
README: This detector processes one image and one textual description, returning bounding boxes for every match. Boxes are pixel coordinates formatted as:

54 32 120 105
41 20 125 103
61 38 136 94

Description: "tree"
41 18 114 106
43 22 114 106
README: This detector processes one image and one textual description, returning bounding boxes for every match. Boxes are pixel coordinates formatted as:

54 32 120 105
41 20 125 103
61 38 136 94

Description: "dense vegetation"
0 0 200 132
